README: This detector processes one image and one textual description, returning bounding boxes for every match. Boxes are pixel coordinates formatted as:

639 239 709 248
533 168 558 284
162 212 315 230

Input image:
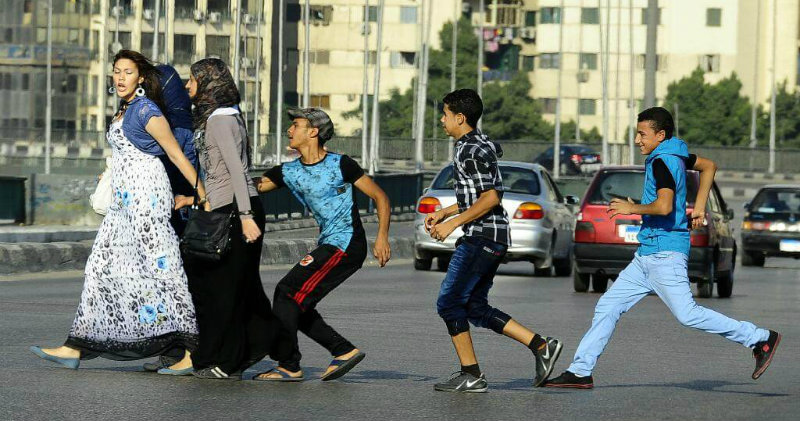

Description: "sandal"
253 368 305 382
321 351 365 381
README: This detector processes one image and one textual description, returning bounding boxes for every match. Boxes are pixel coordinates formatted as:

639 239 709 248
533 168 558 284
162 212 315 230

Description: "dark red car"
572 166 736 298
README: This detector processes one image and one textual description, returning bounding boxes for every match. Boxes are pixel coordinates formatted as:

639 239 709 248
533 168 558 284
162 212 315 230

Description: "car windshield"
568 145 596 155
430 165 541 195
587 170 698 205
749 189 800 214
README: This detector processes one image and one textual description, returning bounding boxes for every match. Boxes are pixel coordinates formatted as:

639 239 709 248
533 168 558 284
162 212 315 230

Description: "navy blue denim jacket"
121 96 165 156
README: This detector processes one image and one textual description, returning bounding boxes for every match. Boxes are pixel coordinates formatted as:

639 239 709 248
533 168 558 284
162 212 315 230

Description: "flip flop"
252 368 304 382
30 346 79 370
321 351 365 381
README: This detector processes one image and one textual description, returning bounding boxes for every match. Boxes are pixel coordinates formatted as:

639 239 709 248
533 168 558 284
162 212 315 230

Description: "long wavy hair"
189 58 241 131
112 50 166 113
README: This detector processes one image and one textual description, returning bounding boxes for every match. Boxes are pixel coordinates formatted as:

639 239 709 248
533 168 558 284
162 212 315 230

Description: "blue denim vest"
120 97 166 156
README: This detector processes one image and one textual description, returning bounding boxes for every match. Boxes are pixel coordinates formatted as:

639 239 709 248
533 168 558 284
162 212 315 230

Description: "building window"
540 7 561 24
110 0 133 17
174 34 195 64
206 35 230 61
637 54 666 71
400 6 417 24
364 6 378 22
538 53 560 69
539 98 557 114
579 99 596 115
365 50 377 65
390 51 416 68
521 55 535 71
579 53 598 70
310 50 330 65
706 8 722 27
310 5 332 25
641 8 661 25
524 11 536 27
700 54 720 73
310 94 330 109
141 32 154 51
496 4 519 26
108 31 132 54
174 0 196 19
581 8 599 24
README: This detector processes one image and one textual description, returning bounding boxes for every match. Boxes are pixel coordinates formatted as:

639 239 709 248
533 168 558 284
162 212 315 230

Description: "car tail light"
596 154 602 163
743 221 771 231
417 197 441 214
570 154 583 164
514 202 544 219
574 221 596 243
690 226 709 247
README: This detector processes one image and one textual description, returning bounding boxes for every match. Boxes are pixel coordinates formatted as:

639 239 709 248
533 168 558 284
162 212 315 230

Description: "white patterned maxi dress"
65 118 198 360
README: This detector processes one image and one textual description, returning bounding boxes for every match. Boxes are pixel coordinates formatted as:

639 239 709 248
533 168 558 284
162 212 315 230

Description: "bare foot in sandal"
255 366 303 380
323 348 362 377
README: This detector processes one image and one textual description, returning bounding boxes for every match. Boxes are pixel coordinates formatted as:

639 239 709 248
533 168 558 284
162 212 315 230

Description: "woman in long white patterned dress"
30 50 206 373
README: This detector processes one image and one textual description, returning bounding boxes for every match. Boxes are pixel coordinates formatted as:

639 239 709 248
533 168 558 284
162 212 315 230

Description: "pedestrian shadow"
240 361 434 383
566 379 787 397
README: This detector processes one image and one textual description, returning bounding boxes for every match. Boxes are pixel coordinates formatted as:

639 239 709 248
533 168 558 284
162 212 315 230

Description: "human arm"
430 189 501 242
258 165 285 193
690 155 717 229
354 175 391 267
608 158 675 218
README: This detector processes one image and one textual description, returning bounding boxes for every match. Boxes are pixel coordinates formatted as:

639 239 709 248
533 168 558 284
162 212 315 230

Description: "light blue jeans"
568 251 770 377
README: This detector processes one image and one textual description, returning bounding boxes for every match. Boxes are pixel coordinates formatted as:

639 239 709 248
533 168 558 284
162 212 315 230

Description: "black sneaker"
143 355 180 372
433 371 488 393
544 371 594 389
752 330 781 380
192 366 240 380
533 337 563 387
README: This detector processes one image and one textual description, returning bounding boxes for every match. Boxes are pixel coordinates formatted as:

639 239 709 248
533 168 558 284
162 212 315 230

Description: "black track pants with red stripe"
271 237 367 372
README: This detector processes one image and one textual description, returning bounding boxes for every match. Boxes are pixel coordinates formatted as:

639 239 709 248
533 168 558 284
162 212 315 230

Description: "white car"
414 161 578 275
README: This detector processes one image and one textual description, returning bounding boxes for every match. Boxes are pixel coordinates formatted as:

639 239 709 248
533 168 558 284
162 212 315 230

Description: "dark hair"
442 89 483 128
637 107 675 139
112 50 166 114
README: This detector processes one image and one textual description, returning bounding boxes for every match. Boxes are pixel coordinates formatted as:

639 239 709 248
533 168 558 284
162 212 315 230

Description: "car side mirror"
563 195 580 205
422 187 429 195
743 201 750 210
725 208 734 220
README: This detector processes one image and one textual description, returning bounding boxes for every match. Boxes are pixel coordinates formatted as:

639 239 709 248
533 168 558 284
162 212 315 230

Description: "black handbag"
179 171 235 262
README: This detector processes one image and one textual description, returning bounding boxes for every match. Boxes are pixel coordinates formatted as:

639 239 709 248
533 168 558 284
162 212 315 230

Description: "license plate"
618 225 640 243
779 239 800 252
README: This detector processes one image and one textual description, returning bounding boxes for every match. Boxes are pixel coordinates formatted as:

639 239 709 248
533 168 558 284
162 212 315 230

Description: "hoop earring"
135 86 146 97
108 86 116 94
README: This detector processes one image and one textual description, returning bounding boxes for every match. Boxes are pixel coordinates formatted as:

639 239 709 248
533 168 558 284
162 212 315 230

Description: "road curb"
0 237 416 275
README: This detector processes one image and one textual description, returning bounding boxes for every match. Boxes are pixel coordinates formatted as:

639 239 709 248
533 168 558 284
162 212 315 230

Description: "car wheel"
573 268 590 292
697 259 714 298
534 265 553 277
554 247 573 277
592 274 609 293
436 256 451 272
741 250 765 267
717 271 733 298
414 258 432 271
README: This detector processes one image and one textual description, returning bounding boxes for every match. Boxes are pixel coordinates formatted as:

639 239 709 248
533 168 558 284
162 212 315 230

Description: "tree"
773 81 800 148
663 68 765 146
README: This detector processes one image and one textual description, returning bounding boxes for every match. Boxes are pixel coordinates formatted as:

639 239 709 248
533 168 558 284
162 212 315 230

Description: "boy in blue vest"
546 107 780 389
254 108 391 382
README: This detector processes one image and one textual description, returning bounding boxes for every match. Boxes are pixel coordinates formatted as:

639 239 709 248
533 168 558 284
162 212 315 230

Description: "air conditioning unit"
241 101 254 112
193 9 204 22
242 14 255 24
207 12 221 23
241 57 253 67
143 9 155 20
519 27 536 40
110 6 122 17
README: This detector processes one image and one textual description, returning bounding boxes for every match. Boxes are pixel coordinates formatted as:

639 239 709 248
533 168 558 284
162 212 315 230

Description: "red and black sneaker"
752 330 781 380
544 371 594 389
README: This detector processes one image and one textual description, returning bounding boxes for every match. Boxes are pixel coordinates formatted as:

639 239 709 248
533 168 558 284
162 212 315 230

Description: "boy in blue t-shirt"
254 108 391 382
546 107 780 389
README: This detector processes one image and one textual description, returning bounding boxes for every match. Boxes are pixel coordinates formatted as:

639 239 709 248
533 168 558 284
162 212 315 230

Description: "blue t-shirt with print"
264 153 366 250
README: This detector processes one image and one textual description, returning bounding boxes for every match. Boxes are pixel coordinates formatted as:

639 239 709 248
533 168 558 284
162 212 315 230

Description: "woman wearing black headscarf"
173 58 276 379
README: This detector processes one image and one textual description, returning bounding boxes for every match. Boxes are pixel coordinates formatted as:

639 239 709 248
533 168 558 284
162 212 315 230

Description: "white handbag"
90 157 113 216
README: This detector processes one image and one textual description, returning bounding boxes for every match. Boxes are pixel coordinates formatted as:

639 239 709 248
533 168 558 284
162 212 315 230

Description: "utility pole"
275 0 285 164
252 0 263 166
614 0 622 145
600 0 609 165
152 0 161 61
553 0 565 179
361 0 371 168
628 0 635 165
643 0 658 108
449 1 458 161
768 0 777 173
477 0 484 129
45 0 53 175
750 0 761 148
302 0 311 108
233 0 242 87
414 0 433 173
163 0 170 63
369 0 385 175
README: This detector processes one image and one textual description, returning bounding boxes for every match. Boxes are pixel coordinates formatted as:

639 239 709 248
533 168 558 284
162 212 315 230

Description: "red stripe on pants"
292 249 346 306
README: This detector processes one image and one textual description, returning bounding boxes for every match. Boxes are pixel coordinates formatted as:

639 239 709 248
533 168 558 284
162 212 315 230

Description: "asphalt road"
2 251 798 420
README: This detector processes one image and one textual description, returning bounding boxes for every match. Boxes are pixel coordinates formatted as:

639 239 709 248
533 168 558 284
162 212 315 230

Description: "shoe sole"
30 346 79 370
433 385 488 393
533 340 564 387
321 352 365 381
752 333 781 380
544 383 594 389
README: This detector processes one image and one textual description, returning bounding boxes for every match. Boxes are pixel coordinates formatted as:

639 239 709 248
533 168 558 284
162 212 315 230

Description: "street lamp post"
276 0 285 164
45 0 53 175
361 0 370 168
368 0 385 176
